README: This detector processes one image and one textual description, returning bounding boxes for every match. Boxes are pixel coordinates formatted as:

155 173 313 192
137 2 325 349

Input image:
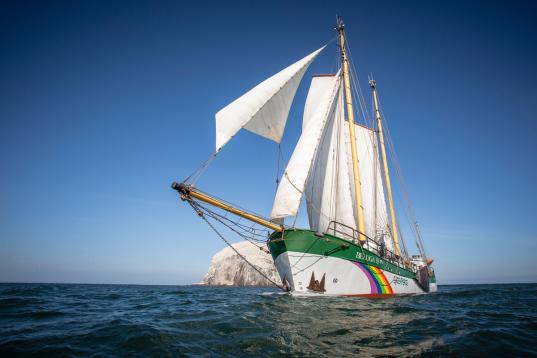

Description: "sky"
1 0 536 285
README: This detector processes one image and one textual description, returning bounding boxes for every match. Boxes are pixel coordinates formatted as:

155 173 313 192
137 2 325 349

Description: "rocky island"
202 241 281 287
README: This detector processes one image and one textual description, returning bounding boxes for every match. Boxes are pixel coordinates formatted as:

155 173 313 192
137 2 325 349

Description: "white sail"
215 46 326 151
304 77 356 235
302 82 392 251
302 75 336 131
270 72 341 219
345 123 392 252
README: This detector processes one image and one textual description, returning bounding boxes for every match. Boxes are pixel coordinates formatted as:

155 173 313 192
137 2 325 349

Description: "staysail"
270 72 341 219
215 46 326 151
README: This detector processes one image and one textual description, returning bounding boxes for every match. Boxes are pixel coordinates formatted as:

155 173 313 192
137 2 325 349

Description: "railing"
326 220 418 273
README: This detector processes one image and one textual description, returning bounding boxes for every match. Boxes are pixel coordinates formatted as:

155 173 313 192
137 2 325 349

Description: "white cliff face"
202 241 281 287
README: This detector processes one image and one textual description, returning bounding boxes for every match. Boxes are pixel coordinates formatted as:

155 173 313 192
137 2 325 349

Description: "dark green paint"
268 229 437 283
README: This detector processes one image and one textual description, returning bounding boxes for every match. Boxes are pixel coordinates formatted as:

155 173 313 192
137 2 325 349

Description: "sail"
347 124 393 249
328 122 394 252
215 46 326 151
302 82 392 251
304 77 356 235
302 75 336 131
270 72 341 219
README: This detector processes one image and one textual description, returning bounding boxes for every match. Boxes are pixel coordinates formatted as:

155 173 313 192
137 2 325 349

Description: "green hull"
268 229 436 294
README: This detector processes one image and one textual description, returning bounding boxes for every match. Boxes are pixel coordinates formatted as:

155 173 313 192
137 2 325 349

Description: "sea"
0 283 536 357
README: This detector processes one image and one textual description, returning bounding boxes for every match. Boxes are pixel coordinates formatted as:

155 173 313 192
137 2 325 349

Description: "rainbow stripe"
353 262 393 295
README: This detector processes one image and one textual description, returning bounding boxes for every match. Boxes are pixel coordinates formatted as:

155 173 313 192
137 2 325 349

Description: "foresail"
215 46 326 151
270 72 341 219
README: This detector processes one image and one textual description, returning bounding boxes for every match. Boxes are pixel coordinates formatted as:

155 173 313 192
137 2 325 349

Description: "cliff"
202 241 281 287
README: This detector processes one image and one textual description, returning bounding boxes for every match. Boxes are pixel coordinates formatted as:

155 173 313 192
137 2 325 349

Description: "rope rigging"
177 34 427 285
344 32 372 127
338 34 428 263
183 151 218 186
376 95 429 260
184 199 287 291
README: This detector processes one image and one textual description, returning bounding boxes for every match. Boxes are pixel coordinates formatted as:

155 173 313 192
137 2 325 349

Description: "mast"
370 79 401 257
336 17 366 244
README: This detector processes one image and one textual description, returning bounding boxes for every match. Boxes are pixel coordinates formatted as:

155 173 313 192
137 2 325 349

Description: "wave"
0 283 535 356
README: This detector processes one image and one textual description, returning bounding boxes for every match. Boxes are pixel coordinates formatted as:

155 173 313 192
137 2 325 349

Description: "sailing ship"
173 18 437 296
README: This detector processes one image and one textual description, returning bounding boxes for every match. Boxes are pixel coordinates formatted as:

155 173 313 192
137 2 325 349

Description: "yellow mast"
337 18 366 244
370 79 401 256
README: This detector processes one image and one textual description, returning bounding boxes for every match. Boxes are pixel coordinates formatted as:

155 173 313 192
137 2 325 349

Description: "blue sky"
1 0 536 285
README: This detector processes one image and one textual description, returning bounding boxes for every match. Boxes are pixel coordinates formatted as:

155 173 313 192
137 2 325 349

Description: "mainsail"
346 123 393 252
215 46 326 151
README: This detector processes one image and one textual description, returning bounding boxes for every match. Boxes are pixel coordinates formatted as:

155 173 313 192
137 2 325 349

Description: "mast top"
336 16 345 33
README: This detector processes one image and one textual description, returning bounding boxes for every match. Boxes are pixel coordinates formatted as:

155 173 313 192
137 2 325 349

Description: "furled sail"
215 46 326 151
270 72 341 219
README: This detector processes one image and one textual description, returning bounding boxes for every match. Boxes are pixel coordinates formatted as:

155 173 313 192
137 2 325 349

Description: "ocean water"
0 283 536 357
